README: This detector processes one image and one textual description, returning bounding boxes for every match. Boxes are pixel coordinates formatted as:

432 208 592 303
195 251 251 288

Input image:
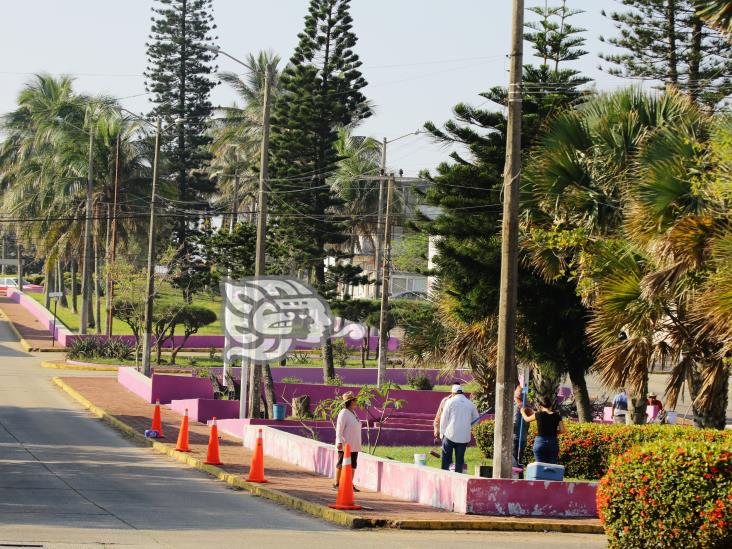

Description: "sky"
0 0 634 176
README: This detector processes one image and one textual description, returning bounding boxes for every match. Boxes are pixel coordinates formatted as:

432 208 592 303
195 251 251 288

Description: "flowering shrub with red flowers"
596 440 732 549
475 420 732 480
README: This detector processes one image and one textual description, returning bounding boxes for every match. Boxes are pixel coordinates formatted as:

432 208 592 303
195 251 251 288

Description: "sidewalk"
0 296 61 351
55 376 603 533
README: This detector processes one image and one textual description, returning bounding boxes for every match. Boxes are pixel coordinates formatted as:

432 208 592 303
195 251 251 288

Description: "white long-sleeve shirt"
439 394 479 444
335 407 362 452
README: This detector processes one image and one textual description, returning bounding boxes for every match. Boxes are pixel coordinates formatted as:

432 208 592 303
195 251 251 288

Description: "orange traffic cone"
175 409 190 452
150 399 164 438
246 428 268 483
328 443 361 510
204 417 223 465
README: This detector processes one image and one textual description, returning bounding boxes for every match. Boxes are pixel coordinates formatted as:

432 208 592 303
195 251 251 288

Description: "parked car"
391 290 428 301
0 277 43 295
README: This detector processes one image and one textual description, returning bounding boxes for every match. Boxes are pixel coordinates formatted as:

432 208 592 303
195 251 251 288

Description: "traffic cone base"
175 410 190 452
328 443 361 510
246 428 268 483
204 417 222 465
150 399 164 438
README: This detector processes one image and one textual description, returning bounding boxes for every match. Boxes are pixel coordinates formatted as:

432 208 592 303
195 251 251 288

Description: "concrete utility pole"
374 138 387 299
80 129 94 335
16 240 23 292
141 118 162 377
106 136 121 338
493 0 525 479
247 69 273 418
376 174 395 387
222 174 239 390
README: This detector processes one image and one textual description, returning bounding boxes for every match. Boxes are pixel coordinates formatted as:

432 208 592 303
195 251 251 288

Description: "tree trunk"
292 395 311 419
630 371 649 425
689 14 703 103
666 0 678 85
249 364 262 418
44 262 52 309
262 363 276 418
94 229 102 335
322 334 335 382
58 259 68 308
365 325 370 360
568 367 593 422
690 360 729 429
70 258 78 314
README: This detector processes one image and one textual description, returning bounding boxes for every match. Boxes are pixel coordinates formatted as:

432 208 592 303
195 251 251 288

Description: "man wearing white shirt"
439 384 479 473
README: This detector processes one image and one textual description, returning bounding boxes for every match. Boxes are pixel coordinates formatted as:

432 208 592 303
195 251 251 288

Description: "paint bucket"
273 404 286 421
414 453 427 466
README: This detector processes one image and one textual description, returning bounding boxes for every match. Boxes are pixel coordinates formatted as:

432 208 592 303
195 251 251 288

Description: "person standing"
611 388 629 424
433 389 455 439
520 398 566 464
439 384 479 473
334 392 362 491
512 383 527 466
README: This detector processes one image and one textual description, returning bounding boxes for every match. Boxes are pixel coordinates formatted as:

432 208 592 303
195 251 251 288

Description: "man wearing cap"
439 384 479 473
334 391 362 491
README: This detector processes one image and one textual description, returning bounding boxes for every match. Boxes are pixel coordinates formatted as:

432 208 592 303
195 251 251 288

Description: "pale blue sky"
0 1 633 175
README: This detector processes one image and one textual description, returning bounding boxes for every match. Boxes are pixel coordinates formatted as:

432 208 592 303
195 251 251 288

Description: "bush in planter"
406 372 433 391
472 419 495 460
67 338 103 360
597 440 732 549
523 422 732 480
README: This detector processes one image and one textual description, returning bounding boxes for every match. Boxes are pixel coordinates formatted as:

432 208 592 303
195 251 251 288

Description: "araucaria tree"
600 0 732 105
269 0 371 381
145 0 218 299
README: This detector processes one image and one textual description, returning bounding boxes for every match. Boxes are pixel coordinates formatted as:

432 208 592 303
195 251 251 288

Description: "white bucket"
666 411 677 425
414 453 427 466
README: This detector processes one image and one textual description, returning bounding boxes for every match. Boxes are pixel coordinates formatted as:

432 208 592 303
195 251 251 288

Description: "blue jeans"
533 436 559 464
441 437 467 473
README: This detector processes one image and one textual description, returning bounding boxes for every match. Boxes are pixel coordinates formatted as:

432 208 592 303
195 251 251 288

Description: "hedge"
597 440 732 549
473 420 732 480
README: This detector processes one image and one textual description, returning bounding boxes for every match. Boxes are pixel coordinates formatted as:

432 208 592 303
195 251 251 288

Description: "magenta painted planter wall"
117 367 212 404
170 398 239 422
237 425 598 517
7 288 74 346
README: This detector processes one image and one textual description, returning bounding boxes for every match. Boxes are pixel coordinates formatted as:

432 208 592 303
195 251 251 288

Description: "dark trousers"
533 436 559 464
441 437 467 473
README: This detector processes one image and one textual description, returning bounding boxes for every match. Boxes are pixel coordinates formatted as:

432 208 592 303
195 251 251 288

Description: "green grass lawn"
371 445 486 471
30 284 224 335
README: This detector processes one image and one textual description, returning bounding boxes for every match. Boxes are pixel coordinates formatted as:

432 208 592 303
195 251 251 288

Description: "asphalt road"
0 319 606 549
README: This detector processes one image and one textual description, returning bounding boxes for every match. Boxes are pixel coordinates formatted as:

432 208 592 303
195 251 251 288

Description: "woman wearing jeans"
520 399 567 464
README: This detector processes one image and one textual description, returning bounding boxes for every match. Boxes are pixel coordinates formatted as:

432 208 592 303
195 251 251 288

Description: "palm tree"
526 88 730 428
697 0 732 34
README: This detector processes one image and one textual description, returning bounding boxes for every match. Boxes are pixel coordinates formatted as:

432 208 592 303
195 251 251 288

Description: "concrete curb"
42 360 119 372
52 377 604 534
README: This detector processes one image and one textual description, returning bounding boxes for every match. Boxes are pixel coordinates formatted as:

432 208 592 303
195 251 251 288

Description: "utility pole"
247 69 273 418
493 0 524 480
80 129 94 335
106 136 121 338
376 174 395 387
16 239 23 292
222 174 239 390
142 118 162 377
374 137 387 299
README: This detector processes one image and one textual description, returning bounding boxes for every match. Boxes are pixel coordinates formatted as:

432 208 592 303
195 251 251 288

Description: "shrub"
331 339 349 368
26 274 45 285
67 338 103 360
101 340 133 361
524 422 732 480
281 376 303 384
325 374 344 386
472 419 495 458
470 384 494 414
406 372 433 391
597 440 732 549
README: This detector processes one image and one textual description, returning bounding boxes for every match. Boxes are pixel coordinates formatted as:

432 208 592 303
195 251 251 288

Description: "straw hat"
341 391 357 404
648 392 657 398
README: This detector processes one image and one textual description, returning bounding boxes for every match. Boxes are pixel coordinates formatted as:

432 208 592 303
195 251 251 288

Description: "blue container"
525 462 565 481
272 403 286 421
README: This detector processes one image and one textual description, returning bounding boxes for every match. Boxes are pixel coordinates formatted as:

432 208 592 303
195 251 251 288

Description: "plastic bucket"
414 453 427 466
273 403 286 421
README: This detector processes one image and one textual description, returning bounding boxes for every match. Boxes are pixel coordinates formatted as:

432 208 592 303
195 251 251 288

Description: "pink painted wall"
7 288 74 346
237 425 598 517
117 368 212 404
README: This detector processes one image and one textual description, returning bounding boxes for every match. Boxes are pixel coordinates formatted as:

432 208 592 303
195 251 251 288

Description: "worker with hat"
646 392 664 410
334 391 362 491
439 384 479 473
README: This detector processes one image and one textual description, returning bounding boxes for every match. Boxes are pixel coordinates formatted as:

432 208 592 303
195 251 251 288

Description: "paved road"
0 319 605 548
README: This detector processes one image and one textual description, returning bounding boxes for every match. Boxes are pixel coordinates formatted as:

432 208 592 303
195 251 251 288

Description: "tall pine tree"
269 0 370 380
145 0 218 299
600 0 732 105
419 1 595 420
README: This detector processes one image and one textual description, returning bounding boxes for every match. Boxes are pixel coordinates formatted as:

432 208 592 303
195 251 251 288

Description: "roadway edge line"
51 377 605 535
